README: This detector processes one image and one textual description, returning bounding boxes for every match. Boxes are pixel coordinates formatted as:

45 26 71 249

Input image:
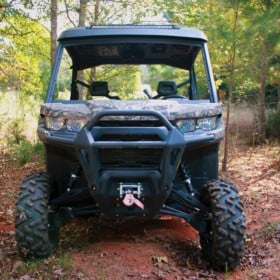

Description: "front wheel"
15 172 59 259
199 179 245 271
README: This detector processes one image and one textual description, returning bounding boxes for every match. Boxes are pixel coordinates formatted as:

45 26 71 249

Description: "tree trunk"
78 0 88 27
254 41 268 144
90 0 100 82
77 0 88 99
277 84 280 112
50 0 57 71
94 0 100 24
222 2 239 172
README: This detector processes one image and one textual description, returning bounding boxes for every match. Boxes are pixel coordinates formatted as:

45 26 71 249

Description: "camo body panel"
40 99 222 122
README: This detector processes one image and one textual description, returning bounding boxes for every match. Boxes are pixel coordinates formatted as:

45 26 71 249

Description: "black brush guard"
74 110 186 218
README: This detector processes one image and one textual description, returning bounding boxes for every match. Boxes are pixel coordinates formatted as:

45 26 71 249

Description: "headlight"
175 117 217 133
197 117 217 131
175 119 196 133
66 119 87 132
45 117 65 131
44 117 87 132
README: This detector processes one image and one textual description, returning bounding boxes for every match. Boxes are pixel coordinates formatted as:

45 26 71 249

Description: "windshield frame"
46 34 217 103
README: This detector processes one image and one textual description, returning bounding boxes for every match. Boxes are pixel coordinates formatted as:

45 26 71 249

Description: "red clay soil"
69 216 200 280
0 144 279 279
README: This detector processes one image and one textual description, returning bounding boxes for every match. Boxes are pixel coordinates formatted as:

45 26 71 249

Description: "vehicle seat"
156 81 177 98
90 81 110 97
90 81 120 99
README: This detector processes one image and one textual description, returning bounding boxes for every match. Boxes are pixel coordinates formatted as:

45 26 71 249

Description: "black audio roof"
59 24 207 41
58 25 207 70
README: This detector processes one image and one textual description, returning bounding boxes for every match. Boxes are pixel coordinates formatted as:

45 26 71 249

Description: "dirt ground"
0 141 279 279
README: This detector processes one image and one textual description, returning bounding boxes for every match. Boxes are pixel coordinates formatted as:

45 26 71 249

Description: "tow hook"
120 182 144 210
122 193 144 210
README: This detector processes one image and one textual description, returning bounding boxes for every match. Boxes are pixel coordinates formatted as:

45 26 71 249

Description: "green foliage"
86 0 158 25
155 0 280 146
0 89 41 152
9 138 45 166
148 65 186 90
0 13 50 100
94 65 141 99
156 0 280 99
266 109 280 138
2 115 44 166
14 253 73 279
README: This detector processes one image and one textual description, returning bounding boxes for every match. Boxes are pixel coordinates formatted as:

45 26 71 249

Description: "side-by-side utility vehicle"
15 24 245 271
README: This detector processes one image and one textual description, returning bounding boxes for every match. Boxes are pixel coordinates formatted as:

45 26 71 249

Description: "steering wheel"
162 94 186 99
143 88 152 99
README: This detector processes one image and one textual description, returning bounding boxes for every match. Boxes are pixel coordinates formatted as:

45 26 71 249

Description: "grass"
266 109 280 138
261 221 279 240
13 253 74 279
11 140 45 166
6 140 45 167
0 90 40 152
0 91 45 167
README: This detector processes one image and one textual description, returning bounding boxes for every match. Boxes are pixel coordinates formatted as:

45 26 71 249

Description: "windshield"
52 45 211 102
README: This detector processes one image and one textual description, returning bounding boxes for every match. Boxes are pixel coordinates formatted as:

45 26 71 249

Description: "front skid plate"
90 169 167 218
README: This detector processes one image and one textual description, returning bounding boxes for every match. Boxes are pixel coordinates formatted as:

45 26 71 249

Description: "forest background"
0 0 279 166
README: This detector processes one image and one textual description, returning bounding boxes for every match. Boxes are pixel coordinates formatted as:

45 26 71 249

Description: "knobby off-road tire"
200 179 245 271
15 172 59 259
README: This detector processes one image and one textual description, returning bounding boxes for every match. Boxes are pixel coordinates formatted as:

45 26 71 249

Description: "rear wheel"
15 172 59 259
199 179 245 271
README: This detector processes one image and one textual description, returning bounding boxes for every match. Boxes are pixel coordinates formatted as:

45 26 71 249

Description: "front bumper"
38 109 224 218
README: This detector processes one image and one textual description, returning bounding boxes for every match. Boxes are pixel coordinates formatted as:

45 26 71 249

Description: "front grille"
99 147 162 167
99 134 161 141
96 120 162 127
